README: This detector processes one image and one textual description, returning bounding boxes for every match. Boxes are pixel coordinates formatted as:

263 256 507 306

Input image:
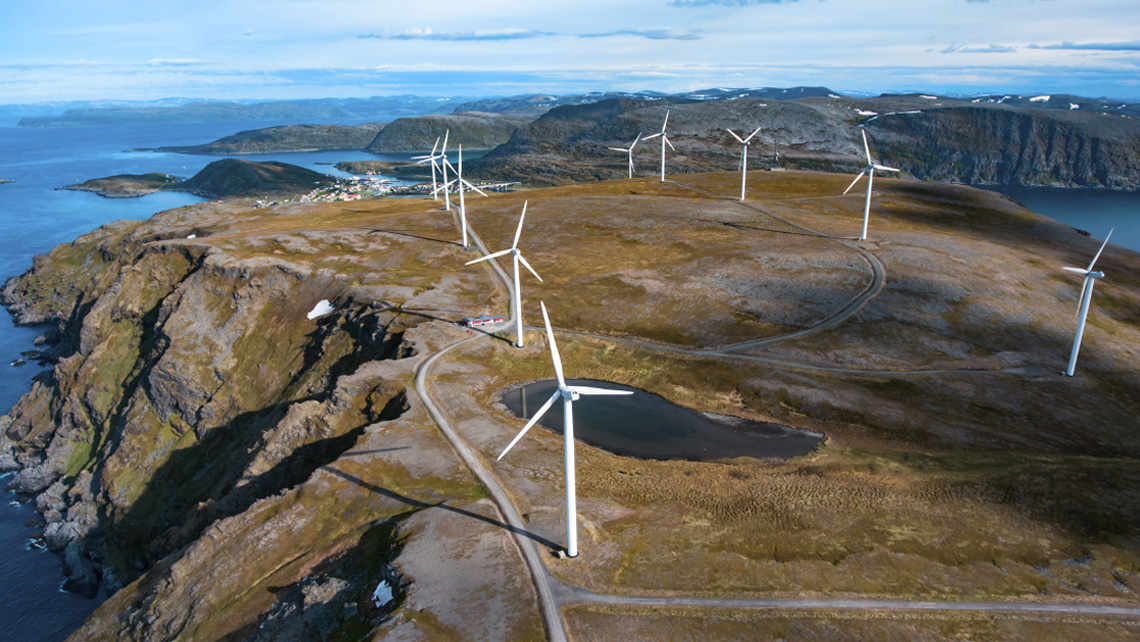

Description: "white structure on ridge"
607 133 642 179
843 129 900 241
643 110 674 182
1063 229 1114 376
465 201 542 347
412 136 443 201
726 125 762 201
435 145 487 247
496 301 633 558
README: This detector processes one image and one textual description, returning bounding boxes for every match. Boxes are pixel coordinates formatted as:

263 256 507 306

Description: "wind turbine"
433 145 487 247
465 201 542 347
607 133 642 179
497 301 633 558
412 136 442 201
842 129 900 241
642 110 674 182
726 125 762 201
1063 229 1113 377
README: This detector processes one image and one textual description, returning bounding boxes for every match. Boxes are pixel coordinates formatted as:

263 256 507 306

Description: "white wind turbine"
433 145 487 247
497 301 633 558
843 129 900 241
642 110 674 182
465 201 542 347
726 125 762 201
607 133 642 179
412 136 443 201
1062 229 1114 377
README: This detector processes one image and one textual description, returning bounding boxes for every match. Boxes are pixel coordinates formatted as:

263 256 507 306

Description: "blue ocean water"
986 185 1140 253
0 119 412 641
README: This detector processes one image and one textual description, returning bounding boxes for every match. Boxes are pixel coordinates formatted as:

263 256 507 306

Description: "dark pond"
499 379 823 461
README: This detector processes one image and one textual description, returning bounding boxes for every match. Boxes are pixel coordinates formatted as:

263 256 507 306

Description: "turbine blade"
608 147 630 152
512 201 528 249
540 301 566 388
843 171 866 195
664 136 675 151
518 253 543 282
460 178 488 196
861 129 872 164
643 132 661 141
497 391 560 460
465 248 512 265
726 128 745 144
745 125 763 142
1062 266 1090 275
431 180 457 194
1087 228 1114 271
632 132 642 148
662 110 669 131
873 164 901 172
431 136 440 155
570 386 634 396
442 130 449 151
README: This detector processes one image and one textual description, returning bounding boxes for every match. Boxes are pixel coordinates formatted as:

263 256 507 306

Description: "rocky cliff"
466 95 1140 189
867 105 1140 189
0 199 543 639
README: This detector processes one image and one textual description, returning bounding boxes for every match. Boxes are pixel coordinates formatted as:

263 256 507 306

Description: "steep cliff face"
1 198 543 640
465 96 1140 189
869 106 1140 189
1 211 413 594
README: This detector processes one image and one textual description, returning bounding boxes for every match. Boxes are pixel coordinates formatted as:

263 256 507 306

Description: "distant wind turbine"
642 110 674 182
726 125 762 201
434 145 487 247
607 133 642 179
1063 229 1113 376
842 129 900 241
465 201 542 347
496 301 633 558
412 136 442 201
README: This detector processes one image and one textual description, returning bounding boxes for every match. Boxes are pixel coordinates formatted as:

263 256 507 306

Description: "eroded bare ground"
32 168 1140 639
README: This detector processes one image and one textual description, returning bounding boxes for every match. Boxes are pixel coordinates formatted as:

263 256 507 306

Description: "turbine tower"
438 130 453 211
435 145 487 247
497 301 633 558
842 129 900 241
465 201 542 347
726 125 762 201
607 133 642 179
412 136 442 201
1063 229 1114 376
642 110 674 182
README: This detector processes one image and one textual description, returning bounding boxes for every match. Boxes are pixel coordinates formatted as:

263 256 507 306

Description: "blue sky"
2 0 1139 103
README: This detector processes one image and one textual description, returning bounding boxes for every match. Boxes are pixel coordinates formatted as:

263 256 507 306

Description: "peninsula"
3 169 1139 640
62 159 335 199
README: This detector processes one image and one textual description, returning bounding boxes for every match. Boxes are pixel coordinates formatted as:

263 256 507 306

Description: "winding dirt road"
411 185 1137 640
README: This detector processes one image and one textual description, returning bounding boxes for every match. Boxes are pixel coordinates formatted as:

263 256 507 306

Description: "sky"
2 0 1139 103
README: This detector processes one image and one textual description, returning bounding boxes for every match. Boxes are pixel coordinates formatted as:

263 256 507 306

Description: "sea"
0 116 418 641
0 119 1138 640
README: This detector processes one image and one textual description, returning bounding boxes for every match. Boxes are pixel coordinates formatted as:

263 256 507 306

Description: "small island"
0 178 13 184
62 159 336 200
62 173 181 198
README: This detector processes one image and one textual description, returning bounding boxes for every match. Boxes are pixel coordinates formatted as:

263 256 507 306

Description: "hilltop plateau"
3 171 1140 640
151 123 386 155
